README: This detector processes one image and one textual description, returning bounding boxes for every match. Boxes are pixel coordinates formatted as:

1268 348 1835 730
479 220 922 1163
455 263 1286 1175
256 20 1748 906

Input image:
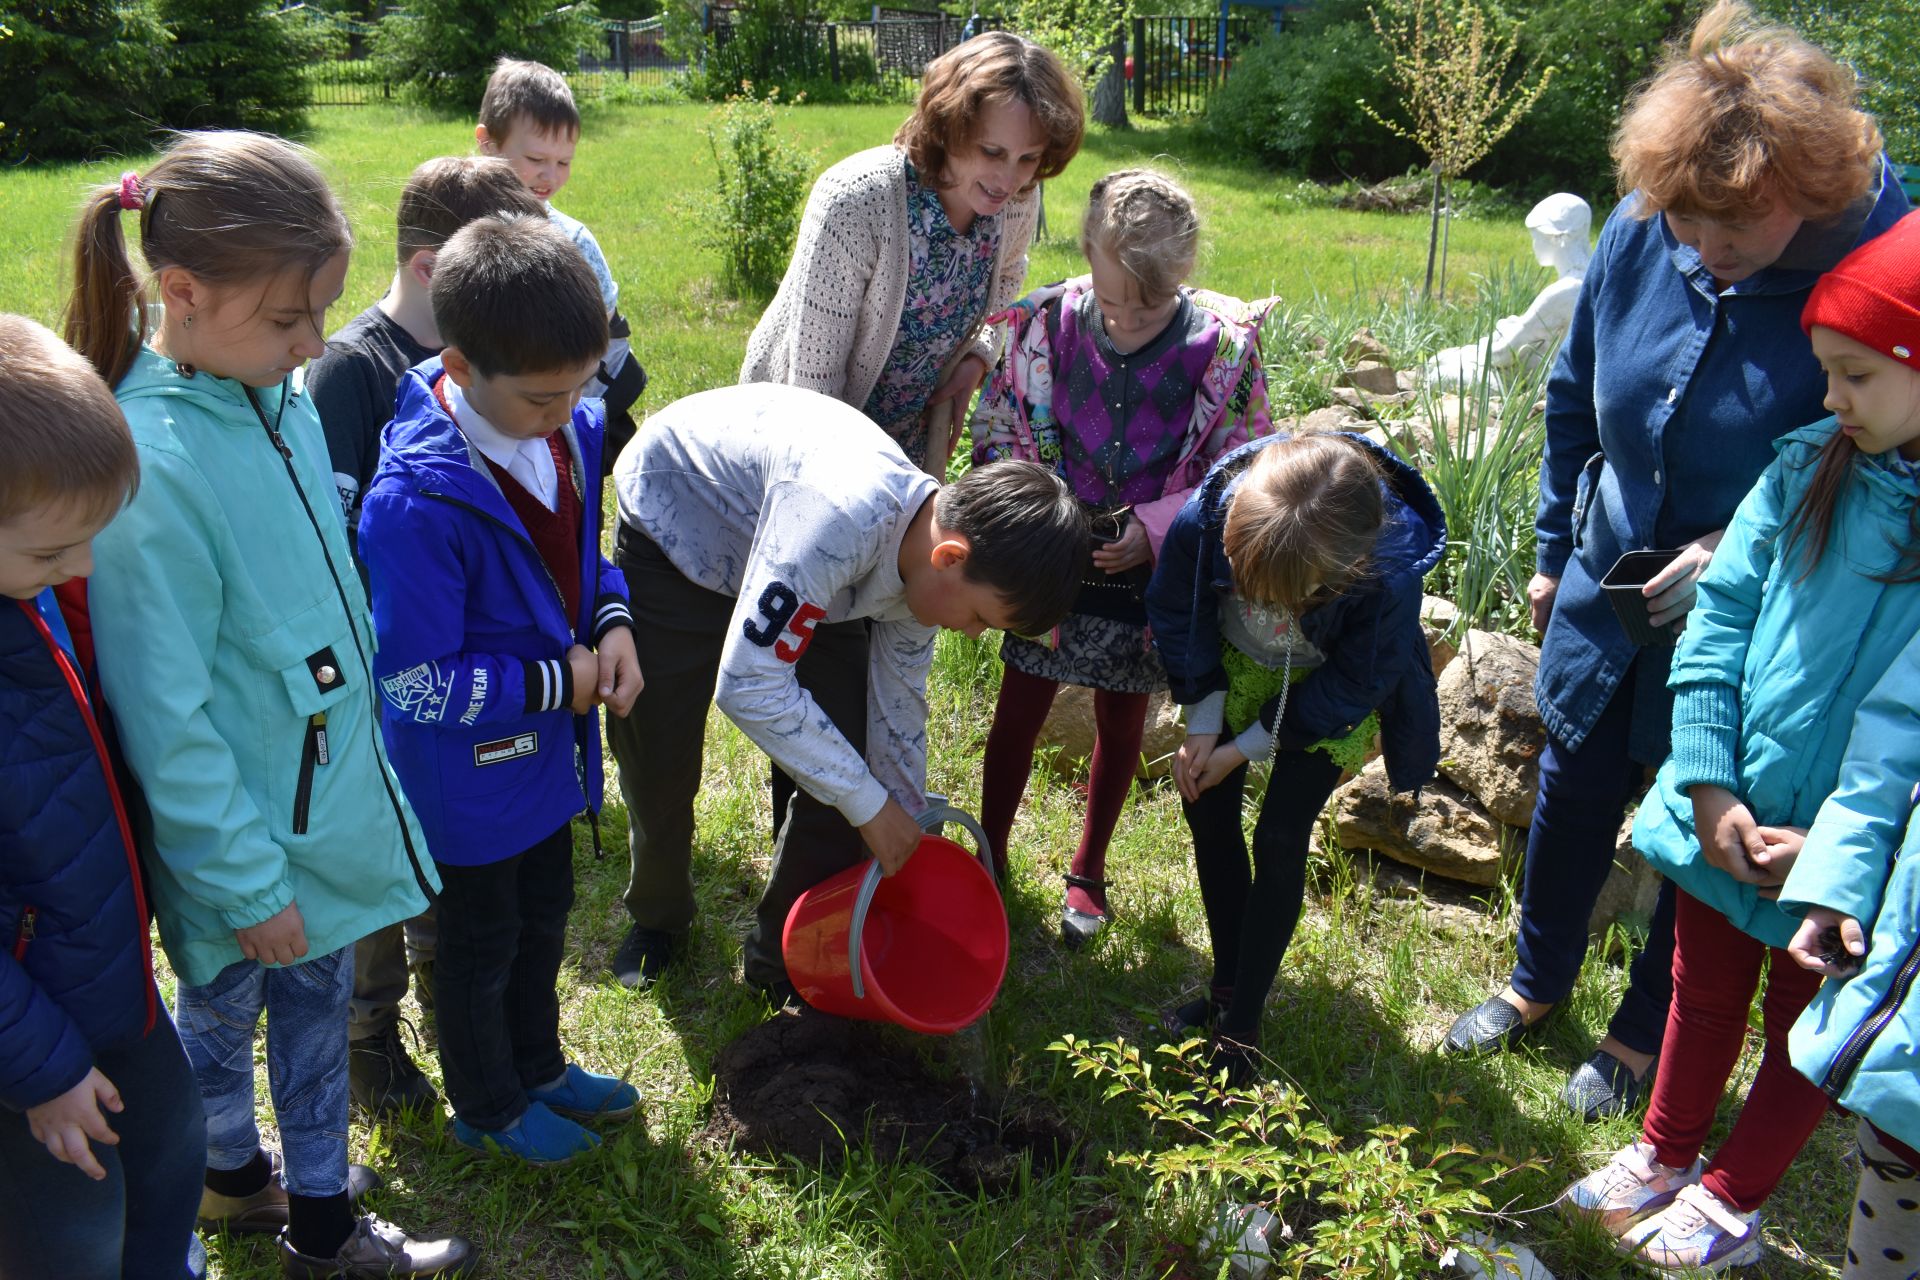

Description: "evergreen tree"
0 1 167 163
374 0 600 110
153 0 312 134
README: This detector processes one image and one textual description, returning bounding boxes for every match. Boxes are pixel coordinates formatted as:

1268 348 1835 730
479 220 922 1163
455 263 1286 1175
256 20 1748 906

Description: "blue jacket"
1 591 155 1112
1145 432 1447 791
359 359 631 866
1783 634 1920 1153
1633 423 1920 947
1534 164 1908 760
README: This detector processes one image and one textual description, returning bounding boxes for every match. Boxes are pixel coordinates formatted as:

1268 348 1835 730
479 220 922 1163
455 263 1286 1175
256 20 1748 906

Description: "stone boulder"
1332 760 1505 886
1421 596 1460 673
1034 685 1185 779
1436 631 1545 829
1298 405 1366 434
1344 328 1391 365
1340 361 1403 396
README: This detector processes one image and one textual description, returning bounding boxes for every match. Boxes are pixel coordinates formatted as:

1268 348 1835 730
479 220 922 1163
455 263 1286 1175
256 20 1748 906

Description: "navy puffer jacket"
1145 432 1447 792
0 591 154 1112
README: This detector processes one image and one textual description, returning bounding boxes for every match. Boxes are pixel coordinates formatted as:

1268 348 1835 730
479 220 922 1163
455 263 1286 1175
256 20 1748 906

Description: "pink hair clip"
117 171 144 212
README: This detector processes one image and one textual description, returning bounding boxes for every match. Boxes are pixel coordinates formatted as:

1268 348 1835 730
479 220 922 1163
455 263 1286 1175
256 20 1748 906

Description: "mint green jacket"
1634 421 1920 947
88 348 436 987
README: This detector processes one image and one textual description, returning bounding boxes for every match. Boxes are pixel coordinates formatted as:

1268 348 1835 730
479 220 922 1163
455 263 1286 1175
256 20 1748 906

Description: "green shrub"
692 86 813 297
150 0 319 134
1760 0 1920 163
0 0 168 163
373 0 602 110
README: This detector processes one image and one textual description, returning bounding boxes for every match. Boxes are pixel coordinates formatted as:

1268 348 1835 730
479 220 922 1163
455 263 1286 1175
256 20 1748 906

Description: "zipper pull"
14 906 37 959
267 429 293 462
312 712 329 766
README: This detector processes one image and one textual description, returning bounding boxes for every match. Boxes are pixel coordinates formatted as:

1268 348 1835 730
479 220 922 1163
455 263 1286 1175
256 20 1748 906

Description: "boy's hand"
565 644 598 715
1788 906 1866 977
595 627 643 718
1749 824 1806 897
1192 741 1248 795
236 900 308 965
1175 733 1219 803
859 799 922 876
1690 784 1770 885
26 1068 122 1180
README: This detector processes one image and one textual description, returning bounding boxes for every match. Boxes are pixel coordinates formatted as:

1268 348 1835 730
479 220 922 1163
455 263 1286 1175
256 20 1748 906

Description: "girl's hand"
1788 906 1866 977
1690 785 1771 885
1176 733 1218 803
1644 529 1725 630
1527 573 1559 635
595 627 644 718
235 900 308 966
1091 516 1151 573
26 1068 122 1181
927 354 989 410
1750 824 1806 897
1191 741 1248 795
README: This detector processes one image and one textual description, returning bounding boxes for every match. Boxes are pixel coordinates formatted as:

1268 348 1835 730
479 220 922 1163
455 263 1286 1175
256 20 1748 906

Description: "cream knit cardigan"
741 144 1040 412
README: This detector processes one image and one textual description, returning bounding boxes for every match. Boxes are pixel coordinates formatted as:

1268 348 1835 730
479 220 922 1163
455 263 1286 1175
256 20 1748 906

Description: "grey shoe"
1564 1048 1652 1122
1060 873 1110 950
1441 995 1535 1055
279 1214 475 1278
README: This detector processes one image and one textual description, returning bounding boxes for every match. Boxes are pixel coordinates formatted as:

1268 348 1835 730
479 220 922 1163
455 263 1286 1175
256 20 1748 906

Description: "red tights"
980 665 1148 915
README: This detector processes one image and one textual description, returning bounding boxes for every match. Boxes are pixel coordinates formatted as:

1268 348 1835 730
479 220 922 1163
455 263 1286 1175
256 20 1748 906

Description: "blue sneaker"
527 1063 640 1123
452 1100 599 1165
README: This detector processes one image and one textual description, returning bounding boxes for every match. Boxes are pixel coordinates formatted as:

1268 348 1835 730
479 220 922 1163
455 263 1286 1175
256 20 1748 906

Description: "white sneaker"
1618 1182 1764 1272
1561 1139 1705 1235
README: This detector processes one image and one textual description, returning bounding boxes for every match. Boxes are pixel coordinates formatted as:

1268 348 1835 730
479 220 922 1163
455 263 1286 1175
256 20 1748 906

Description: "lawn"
0 103 1857 1279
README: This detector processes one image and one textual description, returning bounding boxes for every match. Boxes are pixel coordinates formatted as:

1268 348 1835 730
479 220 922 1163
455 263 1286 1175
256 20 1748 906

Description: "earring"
183 314 195 329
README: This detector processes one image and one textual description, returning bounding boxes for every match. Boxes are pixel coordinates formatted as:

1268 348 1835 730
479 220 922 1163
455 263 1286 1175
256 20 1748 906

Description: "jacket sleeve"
590 554 632 647
866 618 936 815
1779 635 1920 926
88 448 296 931
1265 576 1423 746
1146 498 1226 707
305 352 383 536
968 298 1050 466
0 943 93 1112
743 177 879 403
359 489 577 722
1535 217 1613 578
1663 456 1789 795
712 483 897 825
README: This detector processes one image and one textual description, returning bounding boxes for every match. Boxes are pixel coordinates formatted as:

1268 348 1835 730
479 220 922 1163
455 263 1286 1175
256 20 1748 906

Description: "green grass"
2 103 1856 1278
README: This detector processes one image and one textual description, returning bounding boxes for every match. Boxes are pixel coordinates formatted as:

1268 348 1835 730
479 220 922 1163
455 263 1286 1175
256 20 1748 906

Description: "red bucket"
782 832 1008 1034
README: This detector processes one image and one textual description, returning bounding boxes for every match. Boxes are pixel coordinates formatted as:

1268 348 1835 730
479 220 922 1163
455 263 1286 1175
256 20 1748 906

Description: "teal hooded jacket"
1634 421 1920 948
88 348 437 988
1782 632 1920 1154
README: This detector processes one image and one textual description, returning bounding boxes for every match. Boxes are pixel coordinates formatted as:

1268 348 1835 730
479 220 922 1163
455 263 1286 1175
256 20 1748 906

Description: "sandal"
1060 873 1111 949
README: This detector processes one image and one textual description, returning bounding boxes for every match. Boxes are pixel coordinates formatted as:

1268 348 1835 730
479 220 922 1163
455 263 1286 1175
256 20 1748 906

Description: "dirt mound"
703 1012 1076 1194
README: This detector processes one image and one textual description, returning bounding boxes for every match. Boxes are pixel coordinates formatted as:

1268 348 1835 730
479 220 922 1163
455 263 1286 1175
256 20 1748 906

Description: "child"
1785 635 1920 1280
475 57 646 467
0 315 206 1279
604 381 1086 995
306 154 543 1120
1143 432 1446 1081
970 169 1275 946
359 214 642 1165
71 132 473 1278
1563 209 1920 1272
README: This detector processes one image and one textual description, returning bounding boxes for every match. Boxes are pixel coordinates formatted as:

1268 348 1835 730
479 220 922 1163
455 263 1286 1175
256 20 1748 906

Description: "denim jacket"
1533 163 1907 759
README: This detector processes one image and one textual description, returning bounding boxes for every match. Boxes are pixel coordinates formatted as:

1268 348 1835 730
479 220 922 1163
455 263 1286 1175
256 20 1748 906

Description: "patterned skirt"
1001 612 1168 693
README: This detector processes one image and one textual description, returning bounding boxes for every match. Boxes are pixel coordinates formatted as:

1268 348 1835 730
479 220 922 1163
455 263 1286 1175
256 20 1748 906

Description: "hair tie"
117 171 145 212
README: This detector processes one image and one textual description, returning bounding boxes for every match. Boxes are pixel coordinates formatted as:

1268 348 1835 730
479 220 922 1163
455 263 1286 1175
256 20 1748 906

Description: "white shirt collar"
445 379 558 510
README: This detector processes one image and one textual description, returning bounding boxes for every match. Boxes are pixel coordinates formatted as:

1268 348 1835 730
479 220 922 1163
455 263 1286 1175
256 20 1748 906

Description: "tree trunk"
1091 20 1128 127
1438 173 1454 302
1422 163 1442 301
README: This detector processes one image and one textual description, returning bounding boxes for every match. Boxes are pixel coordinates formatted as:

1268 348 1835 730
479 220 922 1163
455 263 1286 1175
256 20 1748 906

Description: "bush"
0 0 169 163
692 86 813 297
373 0 602 110
151 0 318 134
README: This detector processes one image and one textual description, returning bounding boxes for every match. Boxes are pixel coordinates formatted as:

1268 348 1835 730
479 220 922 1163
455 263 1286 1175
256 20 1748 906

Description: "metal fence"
1130 14 1262 116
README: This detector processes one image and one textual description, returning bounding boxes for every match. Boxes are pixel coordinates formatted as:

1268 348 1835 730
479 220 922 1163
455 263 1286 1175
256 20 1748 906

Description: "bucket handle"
848 797 997 1002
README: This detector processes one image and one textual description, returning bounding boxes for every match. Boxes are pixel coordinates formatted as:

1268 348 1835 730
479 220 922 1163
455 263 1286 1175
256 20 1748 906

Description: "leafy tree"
374 0 601 110
0 0 168 162
1007 0 1130 125
152 0 317 133
1758 0 1919 162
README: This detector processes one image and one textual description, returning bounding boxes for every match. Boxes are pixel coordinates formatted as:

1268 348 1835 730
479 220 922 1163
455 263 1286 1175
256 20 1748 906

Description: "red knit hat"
1802 209 1920 369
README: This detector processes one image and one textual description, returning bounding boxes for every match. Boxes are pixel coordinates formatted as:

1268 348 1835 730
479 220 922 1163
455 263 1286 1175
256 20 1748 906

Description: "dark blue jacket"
359 360 631 866
1145 432 1447 792
1533 162 1909 759
0 590 155 1112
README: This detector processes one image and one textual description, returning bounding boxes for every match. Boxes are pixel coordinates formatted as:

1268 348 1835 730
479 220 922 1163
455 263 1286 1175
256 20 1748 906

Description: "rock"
1589 809 1662 938
1034 686 1185 780
1450 1231 1554 1280
1421 596 1460 673
1340 360 1402 396
1329 386 1376 416
1299 405 1365 434
1344 328 1392 365
1373 416 1435 455
1332 760 1504 886
1436 631 1545 829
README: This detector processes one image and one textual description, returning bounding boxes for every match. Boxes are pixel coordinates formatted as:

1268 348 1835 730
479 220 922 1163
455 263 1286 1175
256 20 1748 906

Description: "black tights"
1181 746 1345 1043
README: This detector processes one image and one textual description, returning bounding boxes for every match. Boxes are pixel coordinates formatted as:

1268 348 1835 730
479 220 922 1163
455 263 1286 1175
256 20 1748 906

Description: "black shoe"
1060 873 1110 950
1441 994 1537 1056
348 1023 439 1119
756 976 805 1014
1205 1033 1259 1090
610 924 675 990
1161 992 1224 1042
1563 1048 1653 1121
279 1213 476 1278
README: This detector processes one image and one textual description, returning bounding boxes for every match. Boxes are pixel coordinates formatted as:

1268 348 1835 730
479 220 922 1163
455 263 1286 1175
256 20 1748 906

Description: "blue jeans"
0 992 207 1279
1510 660 1677 1056
173 948 354 1197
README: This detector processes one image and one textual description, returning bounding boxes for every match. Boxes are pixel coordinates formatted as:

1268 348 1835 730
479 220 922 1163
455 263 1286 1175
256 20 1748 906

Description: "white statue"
1423 193 1592 391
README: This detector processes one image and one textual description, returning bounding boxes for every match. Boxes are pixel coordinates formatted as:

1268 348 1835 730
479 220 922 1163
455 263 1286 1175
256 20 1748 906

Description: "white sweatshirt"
614 383 939 825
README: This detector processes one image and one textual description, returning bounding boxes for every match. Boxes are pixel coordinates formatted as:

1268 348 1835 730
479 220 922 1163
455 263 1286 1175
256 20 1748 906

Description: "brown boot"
279 1214 476 1278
